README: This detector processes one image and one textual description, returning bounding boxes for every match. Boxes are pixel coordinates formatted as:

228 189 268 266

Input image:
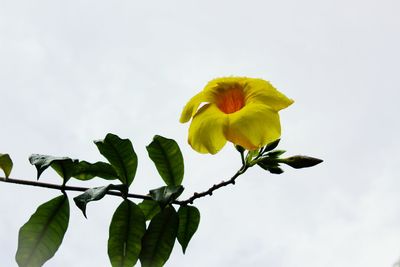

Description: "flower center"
216 85 245 114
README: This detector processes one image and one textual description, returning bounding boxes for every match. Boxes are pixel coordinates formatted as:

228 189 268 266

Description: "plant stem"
1 163 249 206
0 176 153 201
177 164 248 205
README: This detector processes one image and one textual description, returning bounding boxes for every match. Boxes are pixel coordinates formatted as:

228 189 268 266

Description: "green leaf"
94 133 138 186
146 135 184 186
0 153 13 178
139 206 179 267
29 155 118 182
257 158 284 174
73 185 115 218
263 139 281 152
280 155 323 169
16 195 69 267
138 199 161 221
149 185 184 209
234 145 245 154
72 161 118 181
266 150 286 158
177 206 200 254
267 166 284 174
257 163 284 174
108 200 146 267
29 154 78 182
52 161 79 182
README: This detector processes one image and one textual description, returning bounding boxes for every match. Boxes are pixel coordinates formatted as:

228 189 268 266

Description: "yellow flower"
180 77 294 154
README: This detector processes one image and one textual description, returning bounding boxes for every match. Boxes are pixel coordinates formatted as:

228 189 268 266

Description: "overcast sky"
1 0 400 266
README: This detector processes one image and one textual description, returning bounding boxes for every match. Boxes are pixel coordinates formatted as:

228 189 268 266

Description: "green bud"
280 155 323 169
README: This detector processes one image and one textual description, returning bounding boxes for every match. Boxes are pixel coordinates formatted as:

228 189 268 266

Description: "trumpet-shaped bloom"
180 77 294 154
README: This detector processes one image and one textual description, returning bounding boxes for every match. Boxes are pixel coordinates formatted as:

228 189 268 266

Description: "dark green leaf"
52 161 79 182
234 145 245 153
146 135 184 186
177 206 200 254
94 133 137 186
108 200 146 267
139 206 179 267
16 195 69 267
0 153 13 178
257 156 277 167
149 185 184 209
281 155 323 169
257 162 269 171
257 158 284 174
138 199 161 221
263 139 281 152
72 161 118 181
29 154 78 182
73 185 112 218
267 166 284 174
266 150 286 158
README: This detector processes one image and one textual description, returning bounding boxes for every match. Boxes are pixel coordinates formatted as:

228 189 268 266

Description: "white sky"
1 0 400 266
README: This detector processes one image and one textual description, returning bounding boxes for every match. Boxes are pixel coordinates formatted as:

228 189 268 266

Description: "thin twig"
0 161 249 206
0 177 153 201
177 165 248 205
240 150 246 166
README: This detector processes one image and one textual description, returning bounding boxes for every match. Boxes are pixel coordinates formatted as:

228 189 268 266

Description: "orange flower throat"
216 87 245 114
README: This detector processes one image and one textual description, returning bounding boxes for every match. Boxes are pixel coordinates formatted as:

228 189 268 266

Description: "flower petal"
180 92 204 123
203 77 247 94
243 79 294 111
188 104 227 154
225 103 281 150
179 91 215 123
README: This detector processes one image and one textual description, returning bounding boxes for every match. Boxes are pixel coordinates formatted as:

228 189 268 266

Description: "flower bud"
281 155 323 169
